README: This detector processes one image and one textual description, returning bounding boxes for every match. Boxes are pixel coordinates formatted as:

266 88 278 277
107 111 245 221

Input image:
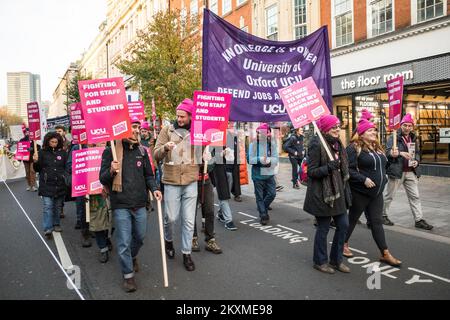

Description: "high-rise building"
7 72 41 120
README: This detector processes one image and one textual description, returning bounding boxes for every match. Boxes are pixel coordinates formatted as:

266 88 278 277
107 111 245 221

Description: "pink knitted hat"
141 121 150 130
361 109 374 121
317 115 340 133
357 119 376 135
131 116 141 124
176 98 194 114
401 113 415 125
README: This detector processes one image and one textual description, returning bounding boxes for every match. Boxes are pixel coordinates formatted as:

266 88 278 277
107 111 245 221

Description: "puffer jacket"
33 148 68 198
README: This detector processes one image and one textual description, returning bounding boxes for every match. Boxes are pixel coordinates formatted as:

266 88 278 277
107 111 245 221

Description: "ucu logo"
263 104 286 114
90 128 106 135
75 185 86 191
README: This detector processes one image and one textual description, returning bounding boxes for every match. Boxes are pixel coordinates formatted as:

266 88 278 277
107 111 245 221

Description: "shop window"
266 5 278 41
368 0 393 37
333 0 353 47
294 0 308 39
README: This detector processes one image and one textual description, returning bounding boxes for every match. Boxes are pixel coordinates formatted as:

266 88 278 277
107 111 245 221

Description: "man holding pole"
382 113 433 230
100 118 162 292
154 98 199 272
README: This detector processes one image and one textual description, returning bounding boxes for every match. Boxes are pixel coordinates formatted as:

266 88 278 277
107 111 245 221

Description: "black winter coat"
33 148 68 198
99 141 158 210
285 134 304 159
303 136 350 217
346 144 388 198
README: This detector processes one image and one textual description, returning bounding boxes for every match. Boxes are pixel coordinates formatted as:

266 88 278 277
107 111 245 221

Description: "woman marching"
303 115 352 274
33 132 68 239
344 119 401 267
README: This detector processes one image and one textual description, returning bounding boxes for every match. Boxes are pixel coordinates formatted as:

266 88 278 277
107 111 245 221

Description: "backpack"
282 134 291 152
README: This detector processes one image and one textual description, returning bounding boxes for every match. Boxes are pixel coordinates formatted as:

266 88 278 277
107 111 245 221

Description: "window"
417 0 444 22
369 0 393 37
293 0 307 39
210 0 218 14
190 1 198 16
266 5 278 40
333 0 353 47
236 0 247 6
222 0 232 15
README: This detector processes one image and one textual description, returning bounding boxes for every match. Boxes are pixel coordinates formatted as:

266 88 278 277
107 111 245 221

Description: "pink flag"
27 102 41 141
191 91 232 146
278 77 330 129
128 101 145 122
71 147 105 197
70 103 87 145
15 141 30 161
78 77 132 143
387 76 404 130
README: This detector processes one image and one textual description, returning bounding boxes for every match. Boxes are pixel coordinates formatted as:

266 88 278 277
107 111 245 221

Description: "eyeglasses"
331 125 341 130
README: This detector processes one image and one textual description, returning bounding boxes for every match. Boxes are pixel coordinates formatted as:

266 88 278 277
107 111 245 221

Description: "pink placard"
387 76 404 130
78 77 132 143
278 77 330 129
128 101 145 122
27 102 41 141
70 103 87 145
15 141 30 161
71 147 105 197
191 91 232 146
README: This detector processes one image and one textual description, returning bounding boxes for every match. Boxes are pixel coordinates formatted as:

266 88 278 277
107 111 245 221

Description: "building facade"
321 0 450 175
48 63 78 118
7 72 41 121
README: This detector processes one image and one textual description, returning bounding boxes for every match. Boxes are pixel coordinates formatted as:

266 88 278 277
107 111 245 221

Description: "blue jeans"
253 176 276 218
113 207 147 279
163 182 198 254
313 214 349 266
218 171 234 223
42 196 64 231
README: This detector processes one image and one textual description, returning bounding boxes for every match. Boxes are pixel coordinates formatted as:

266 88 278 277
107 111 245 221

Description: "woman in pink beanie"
344 119 401 266
303 114 351 274
361 109 375 122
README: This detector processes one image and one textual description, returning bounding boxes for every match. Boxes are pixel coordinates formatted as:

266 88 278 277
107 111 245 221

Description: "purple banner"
202 9 332 123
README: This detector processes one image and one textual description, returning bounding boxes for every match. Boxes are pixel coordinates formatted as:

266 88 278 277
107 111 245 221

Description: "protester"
303 115 351 274
226 122 243 202
248 123 278 225
140 121 154 150
19 128 39 191
284 127 305 189
100 118 162 292
344 119 401 267
212 146 238 231
33 132 68 239
154 98 199 272
192 148 223 254
383 113 433 230
55 125 71 152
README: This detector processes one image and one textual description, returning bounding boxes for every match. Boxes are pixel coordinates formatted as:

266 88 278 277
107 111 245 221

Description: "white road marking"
408 268 450 284
237 211 258 219
53 232 73 270
276 224 303 234
1 179 85 300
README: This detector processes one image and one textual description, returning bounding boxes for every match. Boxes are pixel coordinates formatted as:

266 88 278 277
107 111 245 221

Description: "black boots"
165 240 175 259
183 254 195 271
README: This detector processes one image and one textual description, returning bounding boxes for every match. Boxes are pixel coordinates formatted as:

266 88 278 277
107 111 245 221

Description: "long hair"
350 131 384 154
42 132 63 150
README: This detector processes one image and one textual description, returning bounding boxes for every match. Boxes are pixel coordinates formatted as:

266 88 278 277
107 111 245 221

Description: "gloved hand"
327 160 340 172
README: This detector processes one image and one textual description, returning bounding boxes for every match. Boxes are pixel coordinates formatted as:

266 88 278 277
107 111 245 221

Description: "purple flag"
202 9 332 123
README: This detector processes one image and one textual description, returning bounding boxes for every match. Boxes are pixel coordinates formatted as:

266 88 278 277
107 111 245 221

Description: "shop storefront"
332 53 450 176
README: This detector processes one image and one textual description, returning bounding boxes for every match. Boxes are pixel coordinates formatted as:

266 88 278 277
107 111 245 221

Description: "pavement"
0 167 449 301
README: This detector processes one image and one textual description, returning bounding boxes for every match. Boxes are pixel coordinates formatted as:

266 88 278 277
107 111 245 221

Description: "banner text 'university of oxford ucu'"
202 9 332 123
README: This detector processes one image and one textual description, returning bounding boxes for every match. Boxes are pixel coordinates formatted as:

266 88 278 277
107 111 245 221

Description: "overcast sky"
0 0 106 106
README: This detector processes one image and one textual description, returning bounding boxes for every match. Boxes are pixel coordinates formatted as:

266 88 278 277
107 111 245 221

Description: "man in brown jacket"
154 98 200 271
